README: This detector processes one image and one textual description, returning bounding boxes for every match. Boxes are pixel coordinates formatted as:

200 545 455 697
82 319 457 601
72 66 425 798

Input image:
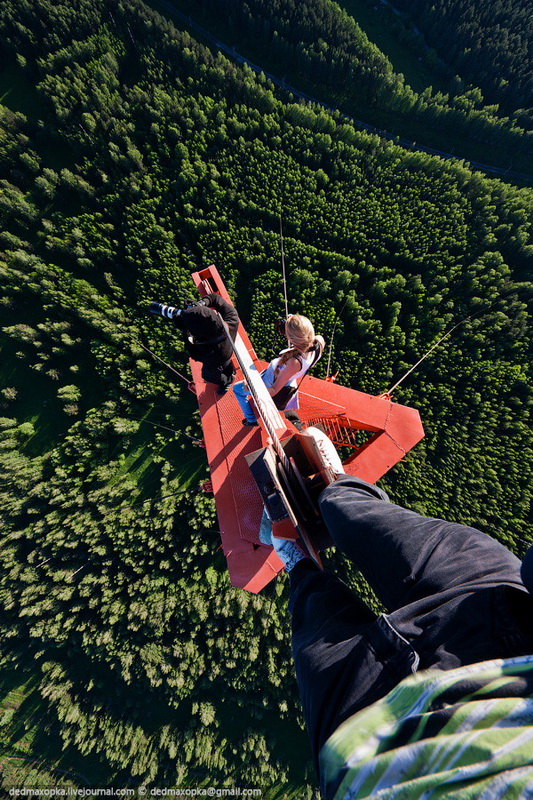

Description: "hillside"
157 0 533 177
392 0 533 122
0 0 532 794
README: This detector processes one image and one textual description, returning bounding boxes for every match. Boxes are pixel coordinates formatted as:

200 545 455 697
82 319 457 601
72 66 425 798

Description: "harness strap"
272 340 322 407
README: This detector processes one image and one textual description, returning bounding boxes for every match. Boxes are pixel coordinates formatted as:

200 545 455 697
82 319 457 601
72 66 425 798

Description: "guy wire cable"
132 338 191 384
115 485 203 512
386 317 469 396
126 415 204 444
72 289 193 384
326 296 348 379
385 294 519 396
219 317 292 475
280 213 289 320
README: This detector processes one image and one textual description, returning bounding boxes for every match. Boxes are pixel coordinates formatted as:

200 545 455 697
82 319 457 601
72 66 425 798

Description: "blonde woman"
233 314 325 426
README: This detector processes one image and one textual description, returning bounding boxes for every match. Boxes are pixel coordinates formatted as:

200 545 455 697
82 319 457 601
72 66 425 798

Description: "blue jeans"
290 476 533 779
232 364 276 423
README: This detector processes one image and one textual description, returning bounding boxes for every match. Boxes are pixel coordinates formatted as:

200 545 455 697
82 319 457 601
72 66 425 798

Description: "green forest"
0 0 532 796
164 0 533 176
392 0 532 123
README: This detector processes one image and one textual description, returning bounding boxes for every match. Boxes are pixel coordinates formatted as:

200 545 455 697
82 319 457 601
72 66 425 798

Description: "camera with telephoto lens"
149 298 207 320
149 301 182 320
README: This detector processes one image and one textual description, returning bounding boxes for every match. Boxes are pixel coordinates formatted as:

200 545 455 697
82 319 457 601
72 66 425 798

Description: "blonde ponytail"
277 316 325 369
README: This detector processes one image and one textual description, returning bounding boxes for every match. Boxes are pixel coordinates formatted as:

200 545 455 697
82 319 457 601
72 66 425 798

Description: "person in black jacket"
150 293 239 393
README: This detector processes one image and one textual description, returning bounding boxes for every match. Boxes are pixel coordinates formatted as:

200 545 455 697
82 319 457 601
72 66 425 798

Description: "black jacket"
177 293 239 367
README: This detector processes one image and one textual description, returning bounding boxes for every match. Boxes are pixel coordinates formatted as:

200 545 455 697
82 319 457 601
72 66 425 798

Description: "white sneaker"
272 536 307 572
304 426 345 478
260 507 306 571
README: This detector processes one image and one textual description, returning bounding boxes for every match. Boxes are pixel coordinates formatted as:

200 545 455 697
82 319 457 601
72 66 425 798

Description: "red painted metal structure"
190 265 424 593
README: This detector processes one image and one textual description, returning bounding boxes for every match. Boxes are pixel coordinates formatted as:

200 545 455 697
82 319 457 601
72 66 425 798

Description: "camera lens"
149 302 180 319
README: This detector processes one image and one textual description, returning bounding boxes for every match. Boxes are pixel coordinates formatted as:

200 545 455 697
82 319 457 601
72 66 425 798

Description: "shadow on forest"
0 61 78 172
0 639 311 789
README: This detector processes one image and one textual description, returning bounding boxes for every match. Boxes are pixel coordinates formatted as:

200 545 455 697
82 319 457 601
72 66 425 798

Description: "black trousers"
201 359 235 387
289 476 533 775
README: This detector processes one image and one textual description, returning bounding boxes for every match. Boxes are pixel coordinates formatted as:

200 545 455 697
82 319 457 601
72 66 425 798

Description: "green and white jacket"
320 656 533 799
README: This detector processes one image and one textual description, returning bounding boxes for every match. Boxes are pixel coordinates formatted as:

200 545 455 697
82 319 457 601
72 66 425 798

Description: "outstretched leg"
289 475 533 777
319 476 526 613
